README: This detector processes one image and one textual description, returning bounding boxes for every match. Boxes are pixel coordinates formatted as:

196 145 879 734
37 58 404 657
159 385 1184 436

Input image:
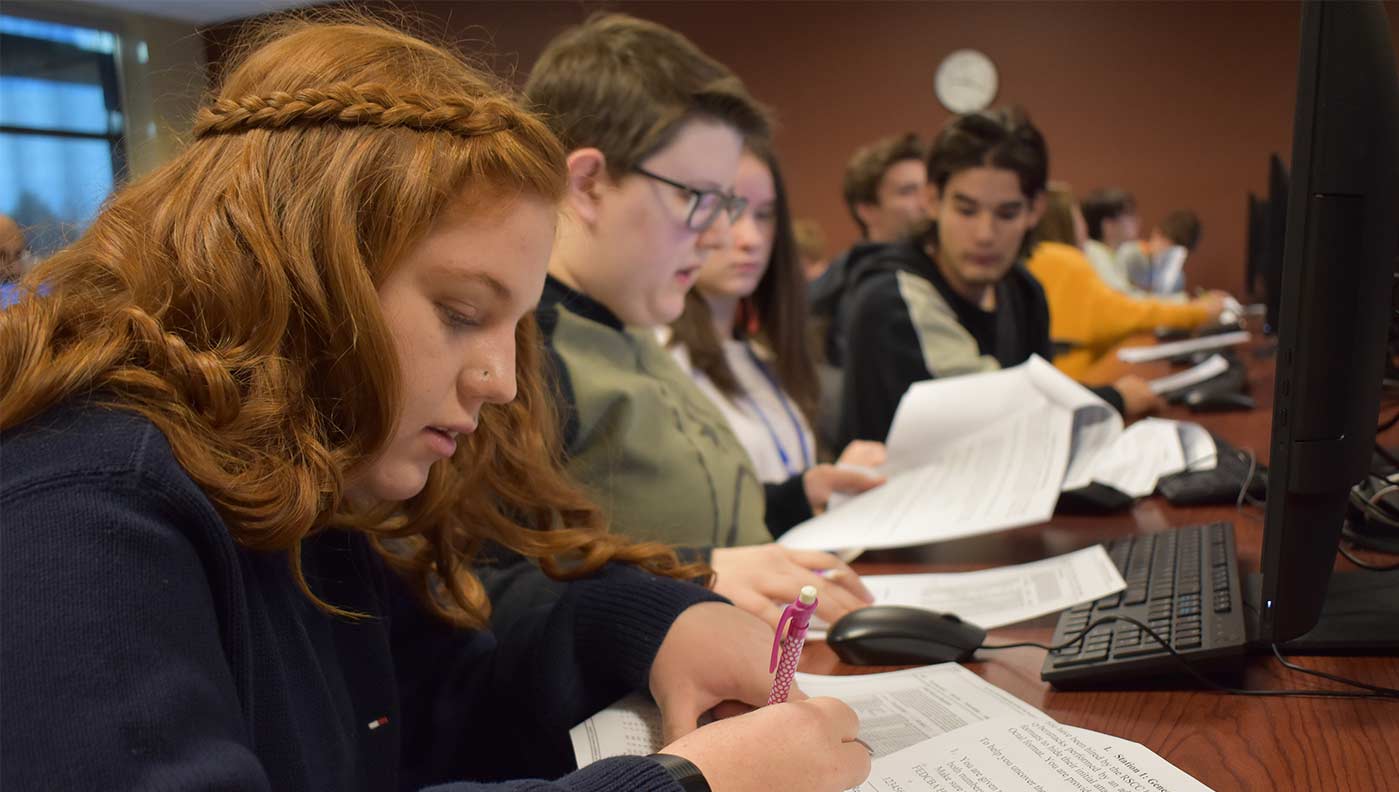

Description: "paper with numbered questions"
571 665 1212 791
1117 331 1250 364
807 545 1126 640
853 717 1214 792
569 664 1048 768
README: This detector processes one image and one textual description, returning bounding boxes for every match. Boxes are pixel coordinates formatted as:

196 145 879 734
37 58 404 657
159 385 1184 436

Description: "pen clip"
769 603 796 673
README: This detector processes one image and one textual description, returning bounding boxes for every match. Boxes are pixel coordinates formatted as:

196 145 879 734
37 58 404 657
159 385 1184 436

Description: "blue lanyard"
741 345 812 474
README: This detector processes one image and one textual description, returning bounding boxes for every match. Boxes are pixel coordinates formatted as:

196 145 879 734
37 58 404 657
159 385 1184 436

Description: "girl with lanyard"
665 143 885 484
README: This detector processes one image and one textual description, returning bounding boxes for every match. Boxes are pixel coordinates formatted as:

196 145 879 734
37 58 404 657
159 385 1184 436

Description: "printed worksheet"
569 664 1046 766
845 546 1124 630
853 717 1214 792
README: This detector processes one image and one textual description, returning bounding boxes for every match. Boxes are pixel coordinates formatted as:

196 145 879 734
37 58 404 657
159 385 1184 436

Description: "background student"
1080 186 1143 294
809 132 929 370
838 107 1162 448
1028 183 1228 378
664 142 887 480
0 18 871 791
523 13 877 626
1120 209 1205 295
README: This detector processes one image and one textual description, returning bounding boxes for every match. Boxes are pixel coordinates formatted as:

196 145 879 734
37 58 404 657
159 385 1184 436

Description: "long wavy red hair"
0 15 708 628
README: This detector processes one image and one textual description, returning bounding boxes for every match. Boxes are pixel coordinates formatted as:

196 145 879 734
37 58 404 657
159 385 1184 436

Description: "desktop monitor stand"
1244 570 1399 653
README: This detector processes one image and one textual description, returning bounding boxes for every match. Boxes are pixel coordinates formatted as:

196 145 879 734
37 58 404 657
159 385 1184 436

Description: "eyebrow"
951 192 1025 211
434 267 513 302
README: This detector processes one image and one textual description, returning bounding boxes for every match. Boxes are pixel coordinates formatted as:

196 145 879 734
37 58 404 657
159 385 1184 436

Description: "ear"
564 148 609 227
852 201 879 234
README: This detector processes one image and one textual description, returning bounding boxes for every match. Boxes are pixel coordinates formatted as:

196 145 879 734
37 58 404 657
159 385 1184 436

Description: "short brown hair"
1082 188 1137 242
928 107 1047 201
525 13 771 177
843 132 924 238
1158 209 1203 251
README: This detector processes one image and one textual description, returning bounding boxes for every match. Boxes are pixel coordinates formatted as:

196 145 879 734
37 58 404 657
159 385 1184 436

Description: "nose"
460 335 517 408
730 212 761 252
973 210 996 243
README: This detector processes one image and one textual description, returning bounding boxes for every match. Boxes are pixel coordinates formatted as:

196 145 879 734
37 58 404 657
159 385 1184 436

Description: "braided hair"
0 15 710 629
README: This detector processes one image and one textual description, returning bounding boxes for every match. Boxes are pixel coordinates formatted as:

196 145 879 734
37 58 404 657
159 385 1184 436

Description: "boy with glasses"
521 13 878 627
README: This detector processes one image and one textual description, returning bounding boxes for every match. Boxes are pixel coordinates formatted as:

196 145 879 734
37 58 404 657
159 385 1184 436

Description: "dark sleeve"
0 474 271 791
419 758 685 792
763 475 813 537
536 307 581 454
392 562 725 787
838 272 933 448
1091 385 1127 417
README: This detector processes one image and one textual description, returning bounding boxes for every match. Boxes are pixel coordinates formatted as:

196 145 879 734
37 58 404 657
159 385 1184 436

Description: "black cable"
1235 447 1259 511
1270 645 1399 696
979 615 1399 700
1339 544 1399 571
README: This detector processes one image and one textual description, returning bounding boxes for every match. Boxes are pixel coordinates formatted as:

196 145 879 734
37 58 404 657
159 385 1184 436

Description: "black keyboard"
1041 522 1248 688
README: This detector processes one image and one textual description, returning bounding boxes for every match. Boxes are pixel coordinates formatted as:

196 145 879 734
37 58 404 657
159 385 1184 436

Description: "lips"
424 423 474 458
731 260 762 275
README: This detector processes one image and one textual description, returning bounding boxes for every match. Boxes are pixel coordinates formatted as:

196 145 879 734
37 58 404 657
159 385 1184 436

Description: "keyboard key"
1113 643 1169 659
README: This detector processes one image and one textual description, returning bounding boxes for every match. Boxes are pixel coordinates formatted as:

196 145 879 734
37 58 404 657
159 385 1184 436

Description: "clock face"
935 49 998 114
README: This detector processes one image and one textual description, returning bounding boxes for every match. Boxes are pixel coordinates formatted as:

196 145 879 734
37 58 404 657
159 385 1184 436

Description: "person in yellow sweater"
1028 183 1227 379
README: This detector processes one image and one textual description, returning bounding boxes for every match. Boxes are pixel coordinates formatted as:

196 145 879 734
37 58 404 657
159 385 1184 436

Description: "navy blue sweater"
0 404 722 791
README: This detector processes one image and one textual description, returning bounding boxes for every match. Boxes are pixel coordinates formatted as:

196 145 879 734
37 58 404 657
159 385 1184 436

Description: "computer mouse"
1184 389 1256 412
826 605 987 666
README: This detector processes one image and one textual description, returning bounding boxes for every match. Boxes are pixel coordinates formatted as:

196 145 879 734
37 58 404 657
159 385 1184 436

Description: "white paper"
569 664 1047 768
832 546 1125 634
1177 422 1218 472
1117 330 1250 363
1148 354 1230 396
1060 399 1124 492
854 717 1215 792
779 408 1070 551
1086 418 1188 497
780 358 1077 552
569 693 666 767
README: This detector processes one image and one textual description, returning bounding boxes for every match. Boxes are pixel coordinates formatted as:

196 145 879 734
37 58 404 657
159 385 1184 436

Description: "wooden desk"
807 339 1399 791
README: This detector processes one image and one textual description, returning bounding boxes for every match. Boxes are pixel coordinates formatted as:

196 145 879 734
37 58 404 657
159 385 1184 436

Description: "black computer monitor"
1244 192 1266 298
1260 155 1289 334
1252 0 1399 650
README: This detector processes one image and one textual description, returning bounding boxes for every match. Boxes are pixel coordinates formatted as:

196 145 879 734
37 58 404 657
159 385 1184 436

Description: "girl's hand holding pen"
649 602 872 791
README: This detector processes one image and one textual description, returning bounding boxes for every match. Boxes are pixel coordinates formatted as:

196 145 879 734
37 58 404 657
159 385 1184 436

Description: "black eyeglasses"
631 166 748 231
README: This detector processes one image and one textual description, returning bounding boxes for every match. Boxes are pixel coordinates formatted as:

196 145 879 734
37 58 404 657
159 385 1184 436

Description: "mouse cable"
1235 447 1260 511
977 615 1399 700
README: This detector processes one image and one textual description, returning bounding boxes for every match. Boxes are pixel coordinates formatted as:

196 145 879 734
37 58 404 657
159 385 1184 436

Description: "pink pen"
767 585 819 705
